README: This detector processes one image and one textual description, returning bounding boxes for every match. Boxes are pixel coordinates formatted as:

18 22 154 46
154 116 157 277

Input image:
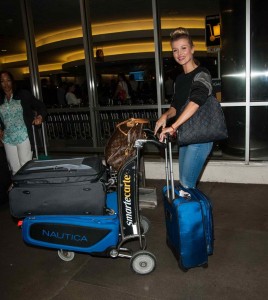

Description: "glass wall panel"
30 0 92 150
250 106 268 160
250 1 268 160
221 107 246 159
31 0 85 108
251 0 268 102
220 0 246 102
90 0 155 108
0 2 27 87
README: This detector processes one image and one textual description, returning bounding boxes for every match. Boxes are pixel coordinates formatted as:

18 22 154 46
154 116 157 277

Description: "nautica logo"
42 230 88 242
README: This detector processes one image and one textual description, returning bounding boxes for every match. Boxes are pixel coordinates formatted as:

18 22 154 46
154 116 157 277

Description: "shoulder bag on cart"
105 118 149 171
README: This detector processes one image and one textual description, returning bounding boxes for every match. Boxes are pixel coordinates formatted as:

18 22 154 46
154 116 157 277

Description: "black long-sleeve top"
171 66 213 117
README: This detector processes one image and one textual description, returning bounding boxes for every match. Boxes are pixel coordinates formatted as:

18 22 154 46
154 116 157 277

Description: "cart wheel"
140 215 150 234
130 250 156 275
57 250 75 262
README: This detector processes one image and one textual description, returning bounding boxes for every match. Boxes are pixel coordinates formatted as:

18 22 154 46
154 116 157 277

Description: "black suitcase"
9 157 107 218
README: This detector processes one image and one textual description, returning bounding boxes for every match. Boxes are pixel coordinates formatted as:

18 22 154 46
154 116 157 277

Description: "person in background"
164 75 174 103
0 70 47 175
113 73 130 104
154 27 213 192
57 82 67 107
41 78 57 108
65 83 81 106
129 74 139 92
129 73 139 103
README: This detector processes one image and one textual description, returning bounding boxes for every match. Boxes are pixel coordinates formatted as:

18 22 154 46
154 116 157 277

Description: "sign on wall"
205 14 221 50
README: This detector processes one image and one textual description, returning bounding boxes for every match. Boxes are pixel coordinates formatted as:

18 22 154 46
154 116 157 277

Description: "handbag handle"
116 118 149 127
116 118 149 136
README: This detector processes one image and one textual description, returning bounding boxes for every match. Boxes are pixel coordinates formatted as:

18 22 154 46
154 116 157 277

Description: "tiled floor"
1 180 268 300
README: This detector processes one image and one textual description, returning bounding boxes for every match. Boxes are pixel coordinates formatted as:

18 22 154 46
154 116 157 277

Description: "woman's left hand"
159 126 175 142
33 115 43 125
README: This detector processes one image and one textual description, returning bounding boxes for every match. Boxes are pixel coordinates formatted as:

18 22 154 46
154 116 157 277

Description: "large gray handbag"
177 95 228 146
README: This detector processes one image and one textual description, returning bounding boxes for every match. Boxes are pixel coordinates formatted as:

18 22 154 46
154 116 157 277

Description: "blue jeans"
179 142 213 189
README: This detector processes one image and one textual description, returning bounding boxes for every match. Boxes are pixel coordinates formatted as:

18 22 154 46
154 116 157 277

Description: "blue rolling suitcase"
163 138 214 271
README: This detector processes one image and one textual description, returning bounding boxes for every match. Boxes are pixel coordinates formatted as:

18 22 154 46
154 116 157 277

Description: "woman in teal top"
0 71 47 175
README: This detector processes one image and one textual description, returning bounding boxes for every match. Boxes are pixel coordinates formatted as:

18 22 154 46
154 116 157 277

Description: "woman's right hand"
154 114 167 135
32 115 43 125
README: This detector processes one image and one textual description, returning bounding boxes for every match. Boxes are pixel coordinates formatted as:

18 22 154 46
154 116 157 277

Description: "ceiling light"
2 17 207 73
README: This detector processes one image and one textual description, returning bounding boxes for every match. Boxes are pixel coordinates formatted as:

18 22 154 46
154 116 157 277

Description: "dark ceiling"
0 0 220 75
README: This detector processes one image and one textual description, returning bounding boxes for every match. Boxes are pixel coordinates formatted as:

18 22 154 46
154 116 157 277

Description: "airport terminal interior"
1 1 268 299
1 0 268 161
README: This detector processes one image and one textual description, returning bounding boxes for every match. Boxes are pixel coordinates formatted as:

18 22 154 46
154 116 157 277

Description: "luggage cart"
16 130 162 275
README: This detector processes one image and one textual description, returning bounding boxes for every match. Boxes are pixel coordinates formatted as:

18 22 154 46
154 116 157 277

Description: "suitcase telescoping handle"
165 136 175 202
32 123 48 160
140 129 175 201
32 124 39 159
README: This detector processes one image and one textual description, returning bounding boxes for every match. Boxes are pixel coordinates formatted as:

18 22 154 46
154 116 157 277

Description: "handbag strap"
117 118 149 127
116 118 149 136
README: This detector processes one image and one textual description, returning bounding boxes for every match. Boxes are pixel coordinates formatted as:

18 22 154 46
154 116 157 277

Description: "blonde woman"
154 27 213 190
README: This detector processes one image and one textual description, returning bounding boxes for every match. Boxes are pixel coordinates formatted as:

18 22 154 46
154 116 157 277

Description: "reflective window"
250 0 268 160
220 0 246 102
90 0 155 107
250 107 268 160
30 0 93 149
31 0 85 108
251 0 268 102
221 107 246 160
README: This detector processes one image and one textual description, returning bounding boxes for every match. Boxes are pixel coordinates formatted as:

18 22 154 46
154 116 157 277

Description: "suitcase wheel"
202 263 208 269
178 259 189 273
57 249 75 262
178 261 208 272
130 250 156 275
